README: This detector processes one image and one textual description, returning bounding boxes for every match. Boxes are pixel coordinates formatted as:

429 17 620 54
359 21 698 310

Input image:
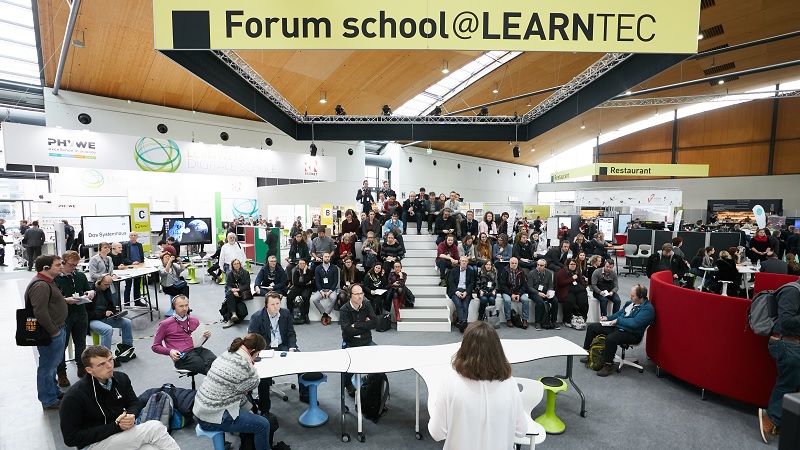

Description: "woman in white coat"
428 321 527 450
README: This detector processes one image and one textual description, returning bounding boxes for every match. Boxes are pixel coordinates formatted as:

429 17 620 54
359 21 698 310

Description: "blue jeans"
90 317 133 350
594 292 621 316
451 291 471 322
478 292 496 318
37 326 66 406
123 277 141 303
198 410 270 450
501 293 530 321
767 338 800 427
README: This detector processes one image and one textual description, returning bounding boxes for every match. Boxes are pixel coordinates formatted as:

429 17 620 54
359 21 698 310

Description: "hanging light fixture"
492 83 499 94
319 91 327 104
441 61 449 74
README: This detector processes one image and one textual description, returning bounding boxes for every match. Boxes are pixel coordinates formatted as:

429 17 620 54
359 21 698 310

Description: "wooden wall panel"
599 122 672 155
773 140 800 175
776 98 800 140
677 100 773 148
597 150 672 181
677 145 770 177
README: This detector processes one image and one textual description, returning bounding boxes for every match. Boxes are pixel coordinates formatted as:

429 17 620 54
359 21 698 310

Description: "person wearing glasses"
54 251 95 387
88 274 135 366
59 345 180 450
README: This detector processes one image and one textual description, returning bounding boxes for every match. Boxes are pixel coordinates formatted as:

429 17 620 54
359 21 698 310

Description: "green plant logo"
134 137 181 172
80 169 104 188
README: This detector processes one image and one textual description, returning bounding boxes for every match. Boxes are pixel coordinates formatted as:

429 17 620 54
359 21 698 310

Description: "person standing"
356 180 375 215
759 281 800 444
62 220 75 252
0 218 7 266
122 232 146 306
428 321 527 450
54 251 94 387
28 255 68 409
23 220 46 271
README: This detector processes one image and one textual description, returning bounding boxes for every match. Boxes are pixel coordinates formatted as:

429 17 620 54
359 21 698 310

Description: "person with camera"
158 252 189 298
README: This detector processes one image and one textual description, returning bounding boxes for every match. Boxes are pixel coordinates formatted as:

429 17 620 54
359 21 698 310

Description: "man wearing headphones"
59 345 180 450
152 295 216 375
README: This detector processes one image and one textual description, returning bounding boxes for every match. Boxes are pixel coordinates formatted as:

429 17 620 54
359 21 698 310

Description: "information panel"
81 215 131 247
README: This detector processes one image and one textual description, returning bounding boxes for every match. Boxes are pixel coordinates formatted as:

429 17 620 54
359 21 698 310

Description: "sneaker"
222 319 236 329
597 363 614 377
579 356 590 364
758 408 775 444
230 313 239 322
554 322 562 330
133 300 147 308
43 401 60 410
438 279 447 287
564 321 574 329
57 374 71 387
534 323 542 331
522 320 529 329
506 320 514 328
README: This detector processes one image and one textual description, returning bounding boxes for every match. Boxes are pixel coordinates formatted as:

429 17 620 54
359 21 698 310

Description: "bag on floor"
219 300 249 322
748 282 800 336
510 309 524 329
138 383 194 431
375 313 392 332
115 343 137 363
485 305 501 329
403 286 415 307
292 297 305 325
540 301 554 330
138 391 175 431
360 373 390 423
588 335 606 371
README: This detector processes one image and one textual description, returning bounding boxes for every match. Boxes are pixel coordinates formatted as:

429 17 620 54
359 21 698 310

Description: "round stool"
195 423 226 450
535 376 568 434
91 332 100 345
298 372 328 427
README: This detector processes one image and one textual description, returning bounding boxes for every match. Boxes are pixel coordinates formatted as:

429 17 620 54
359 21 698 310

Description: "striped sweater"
193 348 259 423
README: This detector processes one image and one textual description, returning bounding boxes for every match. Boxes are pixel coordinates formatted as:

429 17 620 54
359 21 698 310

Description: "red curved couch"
645 271 796 407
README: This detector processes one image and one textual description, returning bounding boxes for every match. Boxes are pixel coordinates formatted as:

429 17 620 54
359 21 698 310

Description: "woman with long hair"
428 321 527 449
387 260 407 322
492 233 513 278
556 258 589 330
786 253 800 275
194 333 272 450
286 258 314 323
364 262 390 313
713 250 742 296
223 259 252 328
476 260 498 320
459 234 477 266
475 232 492 266
478 211 498 239
336 256 365 310
286 231 310 277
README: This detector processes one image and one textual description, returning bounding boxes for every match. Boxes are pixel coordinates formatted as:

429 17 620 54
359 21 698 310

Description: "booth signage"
153 0 700 53
552 163 709 182
129 203 152 252
2 123 336 181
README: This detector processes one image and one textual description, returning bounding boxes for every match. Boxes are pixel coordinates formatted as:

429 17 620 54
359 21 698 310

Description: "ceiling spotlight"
625 90 632 95
512 144 520 158
382 104 392 116
71 30 85 48
335 104 346 115
441 61 449 74
77 113 92 125
431 105 442 116
580 122 585 130
492 83 499 94
309 143 318 157
697 33 704 40
319 91 327 104
718 79 725 85
530 147 535 152
477 106 489 116
526 97 532 107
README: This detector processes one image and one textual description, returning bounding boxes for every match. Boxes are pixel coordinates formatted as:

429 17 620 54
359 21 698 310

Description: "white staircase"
398 232 451 332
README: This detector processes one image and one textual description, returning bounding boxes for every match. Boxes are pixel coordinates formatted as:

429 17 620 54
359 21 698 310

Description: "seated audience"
88 242 115 283
286 258 314 323
194 334 274 450
499 257 530 329
340 209 360 239
646 243 686 286
447 256 475 332
59 345 180 450
545 240 572 273
712 250 742 296
337 232 356 263
436 234 460 286
434 208 457 245
254 255 288 297
496 212 510 237
382 211 405 245
586 254 603 283
379 231 405 274
311 252 340 325
591 260 621 315
475 232 493 266
478 211 498 239
527 259 559 331
444 191 465 239
459 234 478 267
556 258 588 330
337 257 365 309
760 250 789 274
285 231 310 277
402 191 424 234
310 226 336 269
476 260 498 321
361 231 380 270
223 259 253 329
570 234 592 258
580 285 655 377
159 252 189 297
388 261 408 322
462 210 479 237
530 231 548 259
360 210 382 242
512 231 536 270
152 294 216 375
589 233 608 261
364 262 390 313
689 246 716 290
492 233 513 277
382 193 402 221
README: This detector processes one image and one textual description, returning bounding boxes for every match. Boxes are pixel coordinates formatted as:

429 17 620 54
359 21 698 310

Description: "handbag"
16 281 53 346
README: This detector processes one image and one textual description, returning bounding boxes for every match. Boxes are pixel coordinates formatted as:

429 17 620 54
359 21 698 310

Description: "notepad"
374 289 387 295
600 321 613 327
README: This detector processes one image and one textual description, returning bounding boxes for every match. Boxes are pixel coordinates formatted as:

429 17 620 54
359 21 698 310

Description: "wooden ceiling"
36 0 800 167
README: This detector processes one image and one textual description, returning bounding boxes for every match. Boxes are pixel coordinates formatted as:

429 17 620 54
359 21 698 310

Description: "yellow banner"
552 163 709 181
320 204 334 226
523 205 550 220
129 203 151 252
153 0 700 53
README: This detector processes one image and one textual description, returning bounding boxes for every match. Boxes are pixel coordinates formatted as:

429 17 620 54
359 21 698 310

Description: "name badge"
572 281 578 286
296 253 300 258
538 284 544 291
487 282 492 288
346 281 351 286
271 338 278 348
323 277 329 284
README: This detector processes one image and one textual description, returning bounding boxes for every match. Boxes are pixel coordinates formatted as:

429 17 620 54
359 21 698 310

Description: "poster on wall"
81 215 131 246
2 123 336 181
220 198 259 222
523 205 550 220
576 189 681 207
598 217 614 241
321 204 334 226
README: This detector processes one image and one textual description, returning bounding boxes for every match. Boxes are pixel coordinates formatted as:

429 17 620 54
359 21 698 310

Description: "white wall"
537 174 800 216
396 144 538 203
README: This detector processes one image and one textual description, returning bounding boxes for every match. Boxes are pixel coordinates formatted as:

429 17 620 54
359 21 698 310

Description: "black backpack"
292 297 304 325
219 300 248 322
375 313 392 332
510 309 524 328
540 301 554 330
360 373 389 422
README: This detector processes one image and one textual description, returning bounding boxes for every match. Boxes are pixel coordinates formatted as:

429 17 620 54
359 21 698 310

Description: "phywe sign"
2 123 336 181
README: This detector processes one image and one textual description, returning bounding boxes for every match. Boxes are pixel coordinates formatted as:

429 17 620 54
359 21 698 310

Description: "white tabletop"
346 343 460 374
113 265 159 280
255 349 351 378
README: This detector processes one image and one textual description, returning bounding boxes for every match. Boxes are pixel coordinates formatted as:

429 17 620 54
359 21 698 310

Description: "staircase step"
408 286 447 296
401 257 435 267
401 306 451 319
406 275 442 286
404 266 438 276
397 318 452 332
402 234 437 241
404 249 437 258
412 296 449 307
402 240 436 250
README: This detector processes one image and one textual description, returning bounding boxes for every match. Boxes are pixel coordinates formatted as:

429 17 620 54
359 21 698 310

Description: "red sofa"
753 272 799 295
646 271 786 407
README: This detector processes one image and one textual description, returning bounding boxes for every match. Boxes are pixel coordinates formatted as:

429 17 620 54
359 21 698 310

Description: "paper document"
374 289 387 295
546 290 555 299
192 325 209 348
261 349 275 358
600 321 613 327
75 296 93 305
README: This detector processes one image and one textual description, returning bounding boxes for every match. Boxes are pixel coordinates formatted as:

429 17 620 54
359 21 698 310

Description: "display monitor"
618 214 632 234
81 215 131 247
598 217 614 241
150 211 184 232
164 217 212 245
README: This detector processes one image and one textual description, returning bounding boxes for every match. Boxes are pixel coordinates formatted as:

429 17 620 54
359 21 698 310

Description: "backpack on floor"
115 343 136 363
139 391 175 431
375 313 392 332
360 373 390 423
510 309 524 329
219 300 249 322
588 335 606 371
485 305 501 329
540 302 554 330
748 282 800 336
292 297 305 325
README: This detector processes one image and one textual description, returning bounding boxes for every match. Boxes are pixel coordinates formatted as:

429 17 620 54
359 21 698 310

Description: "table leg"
558 356 587 418
356 374 365 442
415 374 422 440
700 271 707 290
340 373 349 442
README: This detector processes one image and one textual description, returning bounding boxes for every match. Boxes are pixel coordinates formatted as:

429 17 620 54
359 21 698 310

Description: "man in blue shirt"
122 232 146 306
580 284 655 377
